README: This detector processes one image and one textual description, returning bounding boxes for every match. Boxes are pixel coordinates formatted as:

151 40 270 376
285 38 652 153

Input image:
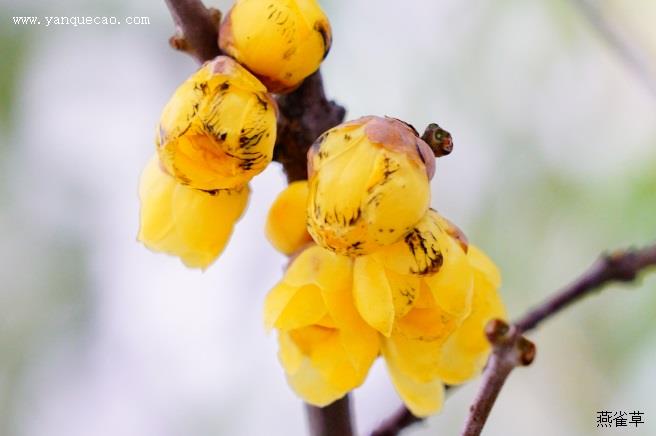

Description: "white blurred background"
1 1 655 435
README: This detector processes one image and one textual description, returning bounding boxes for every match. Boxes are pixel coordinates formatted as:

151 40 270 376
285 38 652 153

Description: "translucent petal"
265 181 313 255
138 156 178 246
423 220 474 320
434 249 506 385
274 285 327 331
279 331 346 407
373 211 445 277
382 338 445 417
353 255 395 336
284 245 352 292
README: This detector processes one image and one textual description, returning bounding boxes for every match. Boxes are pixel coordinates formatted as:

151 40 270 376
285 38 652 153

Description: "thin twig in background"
571 0 656 100
372 243 656 436
460 320 535 436
460 244 656 436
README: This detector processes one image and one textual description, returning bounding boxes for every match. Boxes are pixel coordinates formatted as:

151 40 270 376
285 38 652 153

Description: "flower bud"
219 0 331 93
265 180 313 255
156 56 277 191
138 156 249 269
307 116 434 256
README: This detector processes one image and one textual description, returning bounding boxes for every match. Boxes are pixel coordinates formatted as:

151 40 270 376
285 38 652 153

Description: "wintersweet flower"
307 116 435 256
264 245 379 406
156 56 277 191
138 156 249 269
380 242 505 416
220 0 332 93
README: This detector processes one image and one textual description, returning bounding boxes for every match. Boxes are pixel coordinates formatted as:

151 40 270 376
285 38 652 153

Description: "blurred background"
1 0 655 435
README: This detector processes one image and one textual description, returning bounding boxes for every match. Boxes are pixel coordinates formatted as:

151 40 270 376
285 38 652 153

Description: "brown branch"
460 320 535 436
515 245 656 331
164 0 221 64
306 396 355 436
570 0 656 100
460 243 656 436
372 243 656 436
273 71 346 182
370 406 422 436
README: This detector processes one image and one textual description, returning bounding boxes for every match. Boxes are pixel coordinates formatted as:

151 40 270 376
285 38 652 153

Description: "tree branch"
274 71 346 182
306 395 355 436
372 243 656 436
460 243 656 436
460 320 535 436
515 245 656 331
164 0 221 64
370 406 422 436
570 0 656 100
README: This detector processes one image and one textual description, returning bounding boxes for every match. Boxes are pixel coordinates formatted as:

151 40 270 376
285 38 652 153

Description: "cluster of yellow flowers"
140 0 506 418
139 0 331 268
265 117 506 416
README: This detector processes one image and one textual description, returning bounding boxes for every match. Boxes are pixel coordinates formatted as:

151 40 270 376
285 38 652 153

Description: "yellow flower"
219 0 332 93
138 156 249 269
265 180 313 255
264 213 505 415
307 116 435 256
264 245 379 406
156 56 277 191
380 243 505 417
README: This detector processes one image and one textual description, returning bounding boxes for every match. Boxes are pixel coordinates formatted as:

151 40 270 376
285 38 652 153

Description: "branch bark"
570 0 656 100
460 244 656 436
306 396 355 436
164 0 221 64
372 243 656 436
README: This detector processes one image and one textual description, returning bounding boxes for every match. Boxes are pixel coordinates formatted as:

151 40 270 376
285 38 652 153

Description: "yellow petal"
382 338 445 417
274 285 327 331
423 213 474 320
434 248 506 385
468 245 502 288
352 255 395 336
394 294 459 342
386 269 421 318
284 245 352 292
264 282 326 331
279 331 346 407
321 277 380 373
281 325 372 404
265 181 313 255
138 156 178 246
373 211 446 277
383 331 445 383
